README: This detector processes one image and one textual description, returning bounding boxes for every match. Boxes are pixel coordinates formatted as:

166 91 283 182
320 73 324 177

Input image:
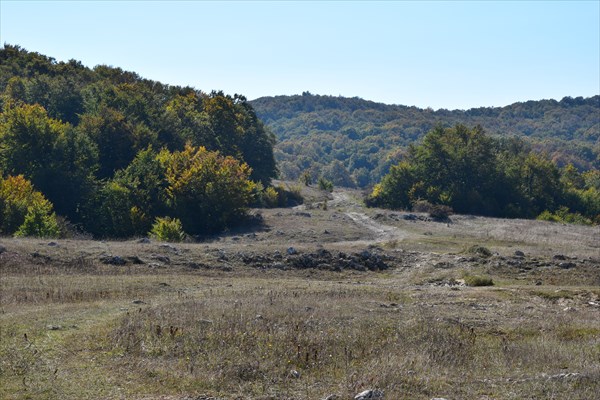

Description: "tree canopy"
367 125 599 223
0 44 277 237
251 93 599 188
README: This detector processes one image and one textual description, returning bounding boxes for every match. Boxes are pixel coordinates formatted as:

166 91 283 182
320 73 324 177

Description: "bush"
149 217 186 242
467 245 492 258
318 176 333 192
0 175 59 236
14 203 60 238
464 275 494 287
412 199 452 220
536 207 592 225
262 186 279 208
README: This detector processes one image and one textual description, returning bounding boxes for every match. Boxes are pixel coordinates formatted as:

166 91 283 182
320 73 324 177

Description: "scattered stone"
289 369 301 378
100 255 126 265
231 236 240 241
157 282 170 287
132 299 146 304
137 237 151 244
514 250 525 257
468 245 492 258
295 212 312 218
559 262 576 269
403 214 418 220
287 247 298 255
152 254 170 264
546 372 582 380
322 395 339 400
47 242 59 247
126 255 144 264
535 280 543 286
553 254 567 260
159 244 179 253
46 325 62 330
354 389 384 400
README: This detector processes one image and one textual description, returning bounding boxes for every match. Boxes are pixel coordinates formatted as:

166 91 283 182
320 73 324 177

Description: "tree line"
251 92 599 188
366 125 600 224
0 45 277 238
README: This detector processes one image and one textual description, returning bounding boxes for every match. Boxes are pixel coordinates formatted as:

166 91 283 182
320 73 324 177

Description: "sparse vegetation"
463 274 494 287
1 185 599 399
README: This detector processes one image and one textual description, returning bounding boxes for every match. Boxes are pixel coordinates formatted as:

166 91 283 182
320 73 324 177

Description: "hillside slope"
251 93 600 187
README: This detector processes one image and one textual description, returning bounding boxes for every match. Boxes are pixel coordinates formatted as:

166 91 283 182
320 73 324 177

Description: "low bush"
149 217 186 242
464 275 494 287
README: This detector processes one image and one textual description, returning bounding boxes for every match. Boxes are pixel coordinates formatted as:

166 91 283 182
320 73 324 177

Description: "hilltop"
251 93 599 187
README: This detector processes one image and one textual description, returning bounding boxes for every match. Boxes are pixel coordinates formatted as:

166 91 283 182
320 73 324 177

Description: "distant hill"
251 93 599 187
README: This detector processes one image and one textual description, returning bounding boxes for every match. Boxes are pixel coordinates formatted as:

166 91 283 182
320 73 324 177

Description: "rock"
126 255 144 264
47 242 59 247
354 389 384 399
287 247 298 255
553 254 567 260
132 299 146 304
152 254 170 264
0 244 6 254
295 212 311 218
559 262 576 269
100 255 126 265
322 395 339 400
159 244 179 253
137 237 151 244
46 325 62 330
514 250 525 257
289 369 301 378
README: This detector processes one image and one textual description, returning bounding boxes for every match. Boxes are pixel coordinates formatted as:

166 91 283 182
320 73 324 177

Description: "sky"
1 1 599 110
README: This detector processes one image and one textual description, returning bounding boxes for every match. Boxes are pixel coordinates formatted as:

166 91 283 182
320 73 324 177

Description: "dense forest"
366 125 600 224
251 93 599 187
1 46 598 239
0 45 278 238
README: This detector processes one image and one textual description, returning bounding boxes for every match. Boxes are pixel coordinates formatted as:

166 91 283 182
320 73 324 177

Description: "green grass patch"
464 275 494 287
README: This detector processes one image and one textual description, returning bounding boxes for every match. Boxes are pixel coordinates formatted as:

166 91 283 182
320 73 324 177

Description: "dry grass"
1 187 600 399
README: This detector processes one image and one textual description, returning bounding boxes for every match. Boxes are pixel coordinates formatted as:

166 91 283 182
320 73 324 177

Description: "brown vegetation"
1 187 599 399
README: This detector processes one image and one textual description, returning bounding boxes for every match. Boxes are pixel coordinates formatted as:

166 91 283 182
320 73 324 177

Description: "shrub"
14 203 60 238
536 207 592 225
149 217 186 242
464 275 494 287
262 186 279 208
318 176 333 192
467 245 492 258
0 175 59 236
412 199 452 220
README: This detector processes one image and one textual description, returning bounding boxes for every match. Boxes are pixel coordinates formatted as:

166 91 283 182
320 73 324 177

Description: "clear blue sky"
1 1 598 110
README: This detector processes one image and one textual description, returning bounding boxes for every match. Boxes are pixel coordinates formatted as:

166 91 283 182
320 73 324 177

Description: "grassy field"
1 188 599 399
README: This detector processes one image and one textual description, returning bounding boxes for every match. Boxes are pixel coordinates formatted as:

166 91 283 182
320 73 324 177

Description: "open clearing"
1 187 599 399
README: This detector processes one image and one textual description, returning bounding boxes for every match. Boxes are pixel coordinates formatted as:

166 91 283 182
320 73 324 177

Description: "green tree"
159 144 255 234
0 175 58 235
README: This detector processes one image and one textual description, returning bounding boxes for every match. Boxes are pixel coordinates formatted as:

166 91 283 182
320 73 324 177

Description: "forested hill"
0 45 277 238
251 93 599 187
